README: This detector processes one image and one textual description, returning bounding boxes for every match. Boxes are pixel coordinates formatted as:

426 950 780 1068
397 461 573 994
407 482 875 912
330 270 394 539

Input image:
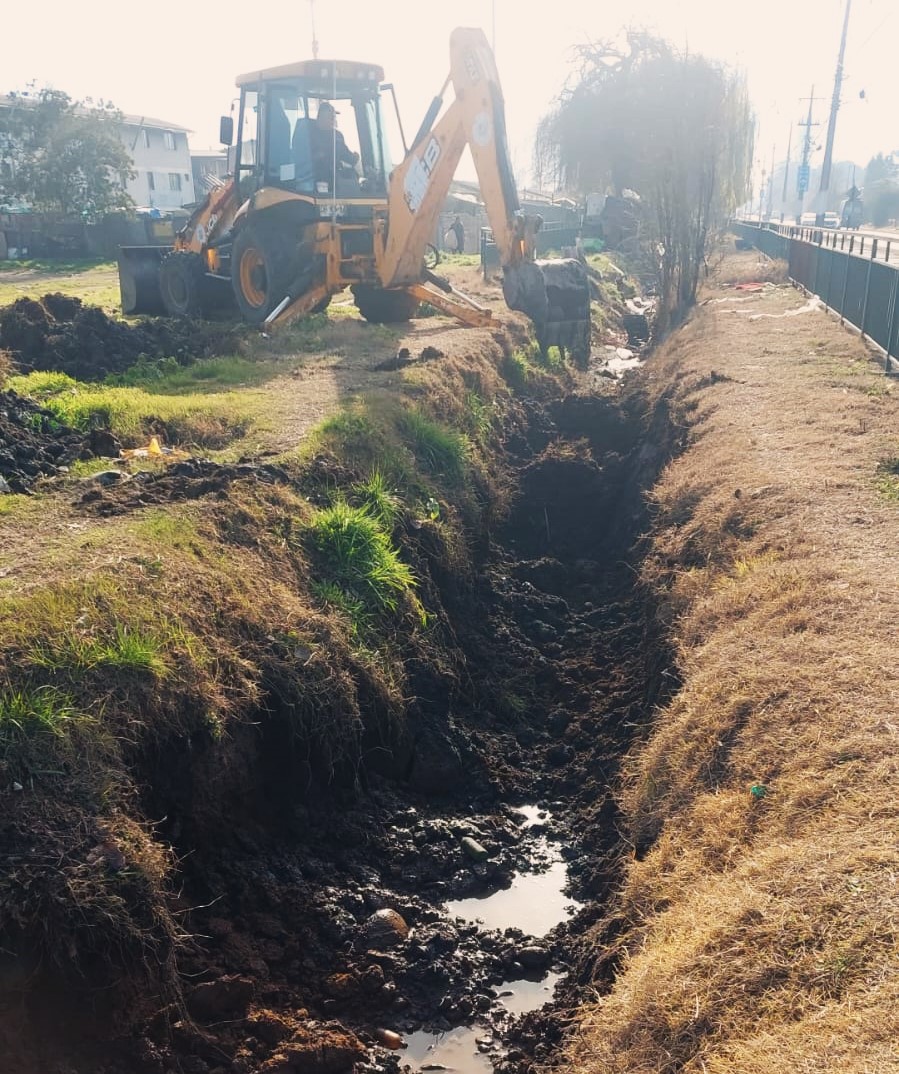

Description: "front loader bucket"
503 257 591 366
117 246 169 315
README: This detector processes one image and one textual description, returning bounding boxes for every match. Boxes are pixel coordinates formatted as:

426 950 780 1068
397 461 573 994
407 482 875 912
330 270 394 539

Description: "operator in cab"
310 101 359 182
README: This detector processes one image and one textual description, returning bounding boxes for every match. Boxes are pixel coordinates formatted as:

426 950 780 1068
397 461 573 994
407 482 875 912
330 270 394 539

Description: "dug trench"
0 346 680 1074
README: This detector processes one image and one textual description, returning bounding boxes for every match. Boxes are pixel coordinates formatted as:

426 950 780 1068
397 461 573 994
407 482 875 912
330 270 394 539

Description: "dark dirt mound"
0 389 85 493
0 294 244 381
75 457 292 515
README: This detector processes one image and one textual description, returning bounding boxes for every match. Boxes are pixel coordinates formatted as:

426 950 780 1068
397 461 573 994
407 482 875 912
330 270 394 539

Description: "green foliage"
353 469 401 530
305 501 417 615
396 408 469 481
0 88 135 216
863 152 897 186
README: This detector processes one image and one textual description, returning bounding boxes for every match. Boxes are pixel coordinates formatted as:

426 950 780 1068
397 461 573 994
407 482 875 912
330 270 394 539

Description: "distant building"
119 113 194 209
0 95 195 211
191 151 229 199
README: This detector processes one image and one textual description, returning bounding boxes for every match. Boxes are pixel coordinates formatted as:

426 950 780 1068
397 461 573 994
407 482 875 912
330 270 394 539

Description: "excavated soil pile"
0 389 84 492
0 294 243 380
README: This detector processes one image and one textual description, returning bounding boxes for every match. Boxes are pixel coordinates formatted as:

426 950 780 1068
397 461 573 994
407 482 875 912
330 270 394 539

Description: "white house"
119 113 194 209
0 96 195 211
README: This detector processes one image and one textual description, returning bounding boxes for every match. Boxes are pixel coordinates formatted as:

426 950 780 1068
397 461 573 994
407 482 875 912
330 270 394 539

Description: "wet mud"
4 374 676 1074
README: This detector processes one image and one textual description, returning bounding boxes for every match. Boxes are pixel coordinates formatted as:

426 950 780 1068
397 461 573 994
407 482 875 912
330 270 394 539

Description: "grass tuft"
305 501 417 616
30 623 181 678
353 469 401 530
396 407 469 481
0 686 94 781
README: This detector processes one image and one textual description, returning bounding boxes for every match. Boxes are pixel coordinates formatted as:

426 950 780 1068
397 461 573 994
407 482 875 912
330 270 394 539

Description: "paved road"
742 217 899 264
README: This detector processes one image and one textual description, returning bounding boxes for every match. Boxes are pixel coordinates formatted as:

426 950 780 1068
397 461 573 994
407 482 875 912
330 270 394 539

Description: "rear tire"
351 285 419 324
231 225 294 325
159 251 206 317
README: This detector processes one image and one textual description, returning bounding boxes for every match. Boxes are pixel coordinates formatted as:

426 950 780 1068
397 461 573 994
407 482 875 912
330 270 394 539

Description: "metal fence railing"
733 222 898 374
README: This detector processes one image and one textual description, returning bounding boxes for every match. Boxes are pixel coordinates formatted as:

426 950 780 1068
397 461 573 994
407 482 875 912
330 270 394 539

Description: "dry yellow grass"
563 253 899 1073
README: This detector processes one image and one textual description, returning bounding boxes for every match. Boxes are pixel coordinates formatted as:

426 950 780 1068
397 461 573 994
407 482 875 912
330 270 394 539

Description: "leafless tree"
537 32 754 329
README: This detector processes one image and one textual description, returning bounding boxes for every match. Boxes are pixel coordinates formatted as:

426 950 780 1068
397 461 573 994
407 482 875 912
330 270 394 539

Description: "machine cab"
227 59 391 201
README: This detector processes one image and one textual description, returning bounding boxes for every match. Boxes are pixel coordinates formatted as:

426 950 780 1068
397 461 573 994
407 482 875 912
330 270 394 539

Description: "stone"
517 945 551 970
361 909 410 949
461 836 489 862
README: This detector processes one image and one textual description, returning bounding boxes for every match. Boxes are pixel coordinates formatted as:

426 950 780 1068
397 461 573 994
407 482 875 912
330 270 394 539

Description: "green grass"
501 349 533 390
0 686 92 780
875 457 899 502
0 261 121 310
30 623 177 678
462 391 495 444
353 470 401 530
9 370 256 447
311 580 372 639
305 501 417 616
0 493 31 516
0 257 113 276
309 400 412 483
396 408 469 481
107 354 286 394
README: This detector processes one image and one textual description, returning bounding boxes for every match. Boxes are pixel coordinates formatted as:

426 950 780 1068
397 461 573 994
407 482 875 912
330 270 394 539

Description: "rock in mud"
374 1028 404 1049
516 945 551 970
361 909 410 949
461 836 489 862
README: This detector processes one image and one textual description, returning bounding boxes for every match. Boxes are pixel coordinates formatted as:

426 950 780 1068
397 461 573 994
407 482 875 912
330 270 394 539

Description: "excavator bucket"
117 246 168 315
503 257 591 365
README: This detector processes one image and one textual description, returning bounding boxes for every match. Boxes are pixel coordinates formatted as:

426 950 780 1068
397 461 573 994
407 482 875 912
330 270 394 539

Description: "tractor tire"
159 251 207 317
351 285 420 324
231 224 294 325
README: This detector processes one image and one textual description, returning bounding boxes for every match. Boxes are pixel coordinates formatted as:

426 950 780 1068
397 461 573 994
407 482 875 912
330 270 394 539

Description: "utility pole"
768 143 776 217
797 87 819 215
782 122 793 203
820 0 853 195
309 0 320 59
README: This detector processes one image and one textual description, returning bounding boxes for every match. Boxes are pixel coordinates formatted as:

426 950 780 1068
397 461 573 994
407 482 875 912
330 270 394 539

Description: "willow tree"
537 32 753 328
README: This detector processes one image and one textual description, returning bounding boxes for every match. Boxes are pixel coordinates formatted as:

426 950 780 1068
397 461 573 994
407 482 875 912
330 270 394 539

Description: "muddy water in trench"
400 808 578 1074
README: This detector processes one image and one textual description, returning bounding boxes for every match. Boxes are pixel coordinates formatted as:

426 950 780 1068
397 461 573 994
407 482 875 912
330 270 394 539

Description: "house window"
169 172 181 192
147 171 155 191
142 129 150 149
164 130 176 150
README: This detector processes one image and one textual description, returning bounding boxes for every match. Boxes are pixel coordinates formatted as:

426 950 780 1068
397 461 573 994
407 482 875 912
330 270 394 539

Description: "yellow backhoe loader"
117 27 590 361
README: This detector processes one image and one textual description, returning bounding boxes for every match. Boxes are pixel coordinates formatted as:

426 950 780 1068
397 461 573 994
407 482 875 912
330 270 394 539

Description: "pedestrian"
450 215 465 253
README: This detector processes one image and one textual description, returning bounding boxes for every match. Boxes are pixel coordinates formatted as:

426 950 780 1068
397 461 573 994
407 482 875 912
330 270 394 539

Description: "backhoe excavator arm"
380 27 535 287
379 27 589 357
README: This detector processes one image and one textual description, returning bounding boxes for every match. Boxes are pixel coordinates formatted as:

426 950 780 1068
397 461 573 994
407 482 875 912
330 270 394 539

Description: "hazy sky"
4 0 896 186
